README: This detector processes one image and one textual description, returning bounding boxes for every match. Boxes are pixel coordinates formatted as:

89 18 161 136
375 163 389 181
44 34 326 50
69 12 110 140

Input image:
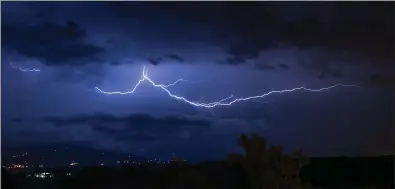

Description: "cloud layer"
3 21 104 66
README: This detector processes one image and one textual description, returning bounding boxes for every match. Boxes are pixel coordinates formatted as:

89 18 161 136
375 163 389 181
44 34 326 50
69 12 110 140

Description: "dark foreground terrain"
3 135 394 189
3 156 394 189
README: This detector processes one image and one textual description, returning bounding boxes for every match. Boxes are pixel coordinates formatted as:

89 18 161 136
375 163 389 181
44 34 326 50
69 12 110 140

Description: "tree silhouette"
228 133 311 189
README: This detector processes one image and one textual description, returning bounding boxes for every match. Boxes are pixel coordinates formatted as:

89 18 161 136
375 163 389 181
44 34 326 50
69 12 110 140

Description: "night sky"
2 2 394 161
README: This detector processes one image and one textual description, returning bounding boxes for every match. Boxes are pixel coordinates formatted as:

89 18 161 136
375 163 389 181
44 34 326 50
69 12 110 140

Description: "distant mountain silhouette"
2 143 146 167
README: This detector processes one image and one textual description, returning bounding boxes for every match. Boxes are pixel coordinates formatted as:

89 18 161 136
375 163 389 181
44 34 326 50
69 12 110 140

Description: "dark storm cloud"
147 54 185 66
284 4 392 59
256 64 276 71
225 57 247 65
114 134 159 142
148 57 163 66
10 118 24 123
317 72 327 80
110 61 121 66
90 124 120 135
104 60 133 66
5 2 391 70
41 113 214 143
278 64 289 70
368 74 394 87
281 16 393 61
171 2 393 67
316 70 345 80
331 72 344 78
42 113 212 128
42 114 97 126
2 21 104 66
225 39 278 61
164 54 185 63
39 113 253 144
137 3 393 73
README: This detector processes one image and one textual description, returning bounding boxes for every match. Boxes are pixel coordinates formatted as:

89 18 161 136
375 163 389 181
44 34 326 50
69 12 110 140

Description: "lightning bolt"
94 76 186 95
95 66 359 108
10 62 41 72
161 79 187 88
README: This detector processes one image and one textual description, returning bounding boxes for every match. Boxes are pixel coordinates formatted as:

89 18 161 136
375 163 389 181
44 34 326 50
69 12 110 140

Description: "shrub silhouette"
228 133 311 189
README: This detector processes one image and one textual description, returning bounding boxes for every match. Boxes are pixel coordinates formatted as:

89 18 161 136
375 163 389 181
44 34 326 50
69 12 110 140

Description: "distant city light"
8 164 25 169
7 152 187 168
70 161 79 166
34 172 54 179
12 153 28 158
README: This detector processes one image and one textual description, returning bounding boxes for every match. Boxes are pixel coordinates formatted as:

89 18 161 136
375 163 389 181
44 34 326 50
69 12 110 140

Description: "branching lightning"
10 62 41 72
95 66 359 108
94 76 186 95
